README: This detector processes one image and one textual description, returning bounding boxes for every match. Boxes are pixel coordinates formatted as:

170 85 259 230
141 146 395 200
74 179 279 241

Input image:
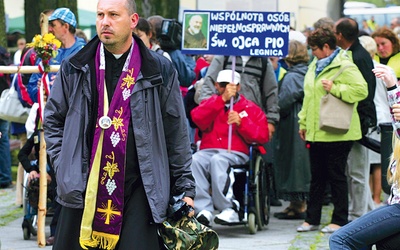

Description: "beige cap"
217 70 240 85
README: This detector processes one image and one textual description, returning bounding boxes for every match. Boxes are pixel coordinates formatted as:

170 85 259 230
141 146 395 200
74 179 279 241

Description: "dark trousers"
49 201 61 237
53 184 162 250
305 141 353 226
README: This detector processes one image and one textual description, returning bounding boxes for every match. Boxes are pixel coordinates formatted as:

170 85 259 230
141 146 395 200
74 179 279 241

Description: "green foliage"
137 0 179 19
0 0 6 47
11 165 18 182
11 150 19 167
24 0 78 42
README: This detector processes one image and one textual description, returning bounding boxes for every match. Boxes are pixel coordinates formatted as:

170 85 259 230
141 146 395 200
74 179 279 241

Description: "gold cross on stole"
97 199 121 225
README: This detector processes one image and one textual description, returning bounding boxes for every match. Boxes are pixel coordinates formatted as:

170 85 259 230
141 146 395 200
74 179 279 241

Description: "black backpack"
223 56 270 106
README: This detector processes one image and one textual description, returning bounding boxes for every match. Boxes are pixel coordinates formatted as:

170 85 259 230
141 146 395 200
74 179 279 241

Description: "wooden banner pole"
0 65 60 74
37 12 49 248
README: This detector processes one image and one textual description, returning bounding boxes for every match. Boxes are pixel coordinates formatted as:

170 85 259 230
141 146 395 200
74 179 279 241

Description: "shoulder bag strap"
330 64 351 81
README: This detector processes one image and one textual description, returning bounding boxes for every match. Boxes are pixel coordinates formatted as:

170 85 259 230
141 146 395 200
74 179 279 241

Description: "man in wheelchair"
190 69 269 226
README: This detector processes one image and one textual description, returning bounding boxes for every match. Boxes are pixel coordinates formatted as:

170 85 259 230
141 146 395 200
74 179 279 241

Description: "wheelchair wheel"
23 226 30 240
22 173 30 215
30 215 38 236
248 213 257 234
254 154 269 229
263 163 271 226
22 218 31 240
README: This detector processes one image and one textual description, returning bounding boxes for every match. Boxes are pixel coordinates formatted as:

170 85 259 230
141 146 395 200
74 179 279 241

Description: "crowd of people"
1 0 400 249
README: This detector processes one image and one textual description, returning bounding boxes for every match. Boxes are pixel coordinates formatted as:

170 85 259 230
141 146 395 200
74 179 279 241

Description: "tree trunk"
57 0 78 28
160 0 179 19
24 0 78 42
0 0 7 47
138 0 153 18
138 0 179 19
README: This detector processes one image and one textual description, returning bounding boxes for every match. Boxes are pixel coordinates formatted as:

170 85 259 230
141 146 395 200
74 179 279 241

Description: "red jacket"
191 94 269 155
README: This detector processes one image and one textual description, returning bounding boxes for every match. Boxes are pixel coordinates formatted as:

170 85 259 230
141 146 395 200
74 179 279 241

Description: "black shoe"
270 197 282 207
197 215 211 227
273 207 291 218
277 211 306 220
46 236 55 246
196 210 212 227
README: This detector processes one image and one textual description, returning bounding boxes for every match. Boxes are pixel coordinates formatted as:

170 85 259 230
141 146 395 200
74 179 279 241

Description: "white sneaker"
214 208 240 225
196 210 213 227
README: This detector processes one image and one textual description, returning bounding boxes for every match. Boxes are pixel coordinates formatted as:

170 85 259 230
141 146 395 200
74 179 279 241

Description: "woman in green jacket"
296 28 368 233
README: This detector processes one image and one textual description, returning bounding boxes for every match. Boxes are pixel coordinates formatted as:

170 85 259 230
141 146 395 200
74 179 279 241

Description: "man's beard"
189 26 200 35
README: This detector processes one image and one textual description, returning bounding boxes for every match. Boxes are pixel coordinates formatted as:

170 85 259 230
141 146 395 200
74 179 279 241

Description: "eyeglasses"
217 82 229 87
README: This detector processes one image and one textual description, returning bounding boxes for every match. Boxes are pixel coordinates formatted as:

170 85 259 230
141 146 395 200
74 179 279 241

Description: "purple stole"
80 39 141 250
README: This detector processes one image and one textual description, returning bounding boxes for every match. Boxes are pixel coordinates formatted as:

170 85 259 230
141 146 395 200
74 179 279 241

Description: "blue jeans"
0 119 12 185
329 204 400 249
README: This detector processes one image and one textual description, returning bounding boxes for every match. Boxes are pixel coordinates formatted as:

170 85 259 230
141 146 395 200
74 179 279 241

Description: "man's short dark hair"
336 18 359 42
147 15 164 38
126 0 137 14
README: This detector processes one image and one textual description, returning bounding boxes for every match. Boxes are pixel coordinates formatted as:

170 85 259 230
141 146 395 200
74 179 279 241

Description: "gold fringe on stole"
80 239 99 250
79 131 105 249
92 231 120 250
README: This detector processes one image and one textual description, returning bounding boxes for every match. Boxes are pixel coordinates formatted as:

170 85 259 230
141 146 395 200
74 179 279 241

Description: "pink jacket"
191 94 269 155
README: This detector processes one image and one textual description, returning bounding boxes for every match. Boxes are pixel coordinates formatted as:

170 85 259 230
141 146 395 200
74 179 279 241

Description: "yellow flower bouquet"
27 33 62 72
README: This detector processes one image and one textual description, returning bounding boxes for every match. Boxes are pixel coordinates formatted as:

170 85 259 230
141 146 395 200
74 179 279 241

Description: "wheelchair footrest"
214 220 246 226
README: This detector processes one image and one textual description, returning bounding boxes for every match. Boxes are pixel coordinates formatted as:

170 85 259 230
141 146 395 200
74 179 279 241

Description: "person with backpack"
147 15 196 94
133 17 171 61
199 55 281 205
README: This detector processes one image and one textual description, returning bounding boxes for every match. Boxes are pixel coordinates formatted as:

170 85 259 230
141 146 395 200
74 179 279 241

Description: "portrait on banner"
183 12 209 50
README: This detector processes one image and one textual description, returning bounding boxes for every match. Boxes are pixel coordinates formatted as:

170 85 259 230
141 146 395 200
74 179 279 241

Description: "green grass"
11 149 19 166
310 232 324 249
289 204 333 249
0 205 23 226
11 165 18 182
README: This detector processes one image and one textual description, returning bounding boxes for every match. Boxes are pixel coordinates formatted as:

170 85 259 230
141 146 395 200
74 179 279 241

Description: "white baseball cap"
217 70 240 85
289 30 307 44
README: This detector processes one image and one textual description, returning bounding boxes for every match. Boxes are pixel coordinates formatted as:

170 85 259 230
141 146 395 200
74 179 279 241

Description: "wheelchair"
231 144 271 234
21 170 56 240
22 172 38 240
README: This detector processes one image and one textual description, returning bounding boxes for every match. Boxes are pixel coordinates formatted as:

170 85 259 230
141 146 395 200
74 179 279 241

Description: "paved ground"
0 183 333 250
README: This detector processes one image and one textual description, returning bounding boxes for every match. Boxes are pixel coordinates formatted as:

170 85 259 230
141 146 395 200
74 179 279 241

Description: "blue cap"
49 8 77 28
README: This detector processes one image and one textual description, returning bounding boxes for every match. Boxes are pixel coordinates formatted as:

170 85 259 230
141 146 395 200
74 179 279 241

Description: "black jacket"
349 39 377 135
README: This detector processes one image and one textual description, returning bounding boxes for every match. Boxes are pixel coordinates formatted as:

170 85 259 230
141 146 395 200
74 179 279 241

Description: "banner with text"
181 10 290 57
